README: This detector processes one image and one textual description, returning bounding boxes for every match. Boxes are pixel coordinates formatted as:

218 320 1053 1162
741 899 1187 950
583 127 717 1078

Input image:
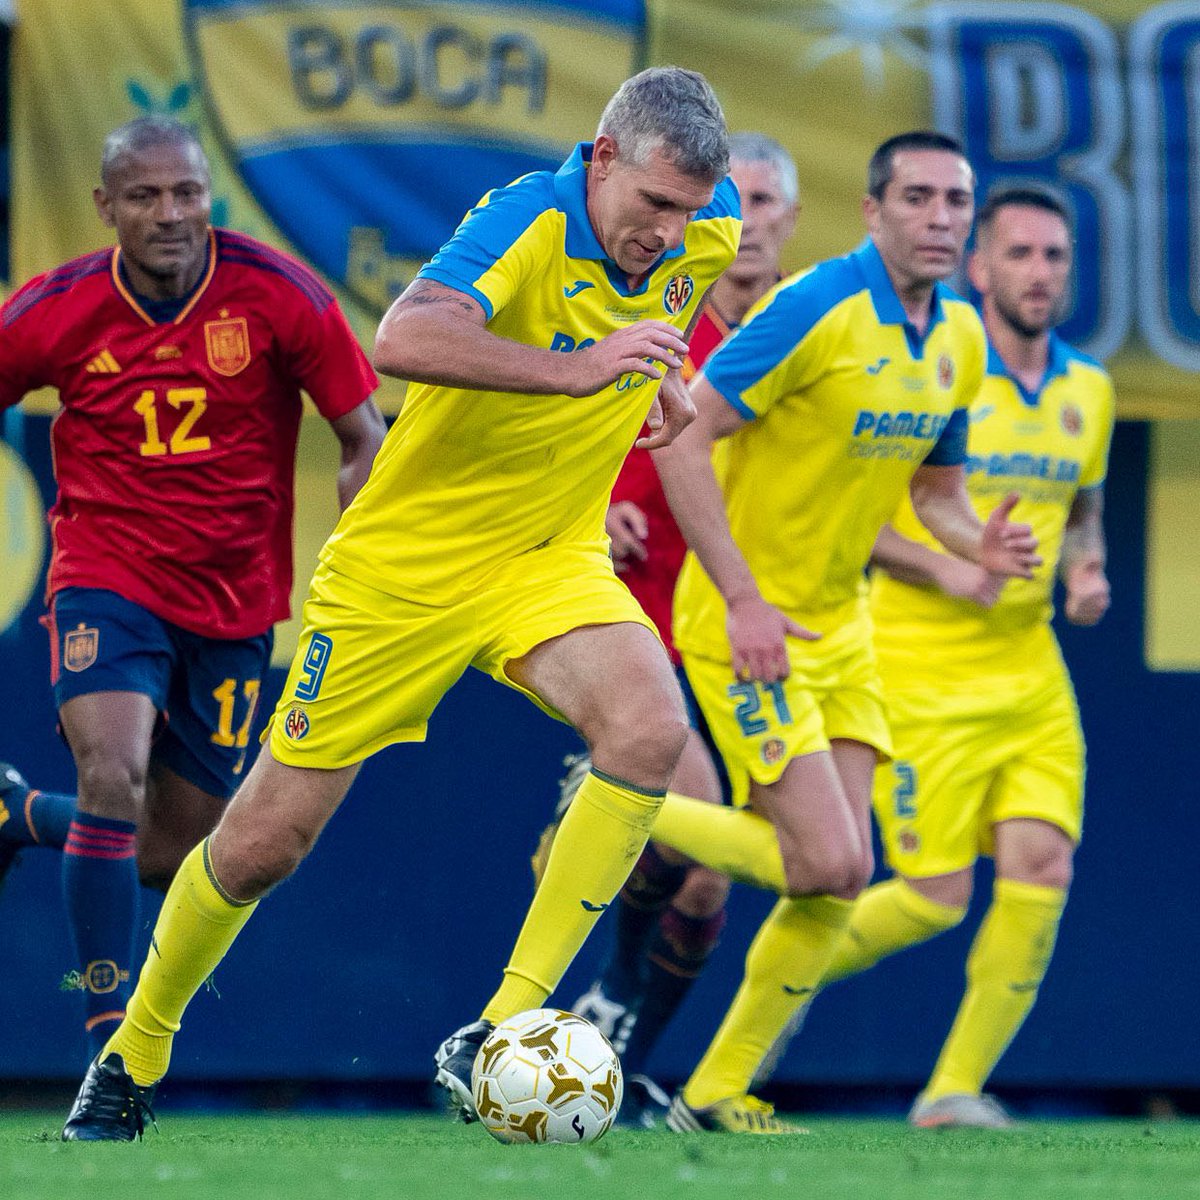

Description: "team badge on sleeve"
64 624 99 673
205 315 251 376
663 274 695 315
283 706 310 741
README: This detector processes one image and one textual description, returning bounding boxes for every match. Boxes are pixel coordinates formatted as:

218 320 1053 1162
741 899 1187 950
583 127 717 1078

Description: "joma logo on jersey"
966 453 1082 484
852 410 949 440
185 0 646 316
663 274 694 315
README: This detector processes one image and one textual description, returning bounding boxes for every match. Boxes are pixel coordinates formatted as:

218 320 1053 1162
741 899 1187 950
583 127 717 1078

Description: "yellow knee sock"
649 792 787 892
823 878 966 985
924 878 1066 1102
482 770 662 1024
102 839 258 1087
682 894 853 1108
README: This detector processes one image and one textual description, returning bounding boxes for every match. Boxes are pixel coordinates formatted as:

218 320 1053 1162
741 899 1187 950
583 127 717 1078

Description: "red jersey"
0 229 378 639
612 303 732 663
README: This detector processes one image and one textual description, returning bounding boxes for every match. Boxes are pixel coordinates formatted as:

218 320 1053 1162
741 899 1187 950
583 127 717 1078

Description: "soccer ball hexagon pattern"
471 1008 623 1144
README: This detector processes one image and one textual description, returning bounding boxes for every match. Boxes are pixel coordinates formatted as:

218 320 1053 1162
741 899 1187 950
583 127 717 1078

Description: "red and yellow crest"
1060 401 1083 436
283 706 310 741
204 316 251 376
937 353 955 389
663 274 695 315
64 623 99 673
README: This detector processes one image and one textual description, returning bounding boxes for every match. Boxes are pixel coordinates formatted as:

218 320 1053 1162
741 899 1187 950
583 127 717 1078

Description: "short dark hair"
976 184 1072 239
101 116 209 189
867 131 967 199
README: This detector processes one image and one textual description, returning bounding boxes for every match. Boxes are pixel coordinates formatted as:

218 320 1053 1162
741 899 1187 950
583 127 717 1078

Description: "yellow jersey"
675 238 985 660
323 142 740 605
871 332 1115 680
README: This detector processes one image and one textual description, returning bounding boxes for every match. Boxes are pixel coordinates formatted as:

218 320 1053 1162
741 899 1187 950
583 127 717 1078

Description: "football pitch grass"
3 1112 1198 1200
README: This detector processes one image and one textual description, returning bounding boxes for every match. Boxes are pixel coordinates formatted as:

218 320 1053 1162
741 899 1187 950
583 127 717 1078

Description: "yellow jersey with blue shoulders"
674 238 985 661
870 331 1115 679
322 142 740 606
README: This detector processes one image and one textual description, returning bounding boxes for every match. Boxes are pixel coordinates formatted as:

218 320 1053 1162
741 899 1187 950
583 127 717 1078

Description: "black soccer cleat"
615 1074 672 1129
433 1019 494 1123
62 1053 157 1142
0 762 32 896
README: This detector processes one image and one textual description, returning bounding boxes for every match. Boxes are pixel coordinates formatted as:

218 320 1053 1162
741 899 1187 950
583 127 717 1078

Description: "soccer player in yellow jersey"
645 132 1042 1135
61 67 741 1141
818 185 1112 1129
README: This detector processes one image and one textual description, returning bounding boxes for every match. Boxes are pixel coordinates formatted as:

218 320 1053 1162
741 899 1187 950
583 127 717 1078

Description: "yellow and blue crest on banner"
183 0 646 315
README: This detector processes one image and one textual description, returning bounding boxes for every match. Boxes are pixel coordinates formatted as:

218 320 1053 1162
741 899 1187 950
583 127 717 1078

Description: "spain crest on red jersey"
64 623 99 673
205 316 251 377
663 274 695 315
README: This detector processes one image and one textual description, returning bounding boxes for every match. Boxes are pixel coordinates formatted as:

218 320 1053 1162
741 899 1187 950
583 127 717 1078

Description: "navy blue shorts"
676 662 732 806
48 587 272 799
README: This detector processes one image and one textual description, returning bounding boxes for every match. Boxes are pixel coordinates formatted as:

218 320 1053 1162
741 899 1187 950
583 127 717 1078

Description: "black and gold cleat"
0 762 31 896
433 1019 494 1123
666 1090 807 1135
62 1053 157 1142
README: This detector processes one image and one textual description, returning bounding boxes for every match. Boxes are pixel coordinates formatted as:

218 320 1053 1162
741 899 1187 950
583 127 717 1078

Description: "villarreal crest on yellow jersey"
871 333 1115 679
674 239 986 661
323 142 740 606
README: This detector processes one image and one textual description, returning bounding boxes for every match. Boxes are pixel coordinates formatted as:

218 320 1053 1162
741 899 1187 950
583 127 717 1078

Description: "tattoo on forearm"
397 278 479 317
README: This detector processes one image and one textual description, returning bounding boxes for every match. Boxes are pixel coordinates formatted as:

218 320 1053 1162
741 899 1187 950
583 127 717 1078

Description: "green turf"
2 1113 1198 1200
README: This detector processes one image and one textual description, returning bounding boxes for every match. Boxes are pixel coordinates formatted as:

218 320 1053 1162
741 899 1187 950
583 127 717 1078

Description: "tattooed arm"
373 279 688 399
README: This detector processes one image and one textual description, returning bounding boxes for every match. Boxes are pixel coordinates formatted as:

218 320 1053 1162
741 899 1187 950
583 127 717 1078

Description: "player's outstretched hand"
606 501 649 571
569 320 688 397
979 492 1041 579
1063 560 1110 625
726 592 820 684
935 557 1006 608
636 368 696 450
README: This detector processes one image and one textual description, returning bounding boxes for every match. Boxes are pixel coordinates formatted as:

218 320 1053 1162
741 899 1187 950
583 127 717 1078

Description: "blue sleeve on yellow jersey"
705 175 742 223
924 406 968 466
417 173 553 319
702 256 861 419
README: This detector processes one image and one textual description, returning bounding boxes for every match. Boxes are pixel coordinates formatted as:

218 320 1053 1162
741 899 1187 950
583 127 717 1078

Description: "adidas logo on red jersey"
84 350 122 374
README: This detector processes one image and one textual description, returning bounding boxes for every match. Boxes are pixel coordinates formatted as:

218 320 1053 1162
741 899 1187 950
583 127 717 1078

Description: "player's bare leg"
137 762 226 892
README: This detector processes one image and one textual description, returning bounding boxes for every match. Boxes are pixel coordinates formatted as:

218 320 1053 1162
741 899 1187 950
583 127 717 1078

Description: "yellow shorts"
681 608 892 808
267 545 657 769
873 662 1085 877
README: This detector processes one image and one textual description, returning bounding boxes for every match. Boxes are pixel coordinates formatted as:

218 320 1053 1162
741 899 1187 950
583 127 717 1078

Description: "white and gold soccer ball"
471 1008 623 1144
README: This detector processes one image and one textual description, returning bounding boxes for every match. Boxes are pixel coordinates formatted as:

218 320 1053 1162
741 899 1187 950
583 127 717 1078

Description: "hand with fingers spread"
606 500 649 572
979 491 1041 579
726 591 820 684
569 319 689 398
1063 559 1110 626
636 367 696 450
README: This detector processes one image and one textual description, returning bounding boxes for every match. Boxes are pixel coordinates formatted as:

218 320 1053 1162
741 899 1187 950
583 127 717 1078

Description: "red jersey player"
0 117 384 1061
570 134 802 1124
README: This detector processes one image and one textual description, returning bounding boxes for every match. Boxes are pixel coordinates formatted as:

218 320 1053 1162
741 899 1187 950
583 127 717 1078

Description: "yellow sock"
102 839 258 1087
823 878 965 984
650 792 787 892
924 878 1066 1102
482 770 662 1024
682 894 852 1108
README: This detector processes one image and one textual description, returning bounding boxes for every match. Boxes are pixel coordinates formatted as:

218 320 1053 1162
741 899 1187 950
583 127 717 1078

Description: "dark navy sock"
603 844 688 1002
0 787 76 850
62 813 139 1060
621 904 727 1076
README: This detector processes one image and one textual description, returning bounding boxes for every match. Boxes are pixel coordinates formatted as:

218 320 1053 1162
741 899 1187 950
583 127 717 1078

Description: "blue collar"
985 330 1070 407
552 142 687 296
853 238 948 356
